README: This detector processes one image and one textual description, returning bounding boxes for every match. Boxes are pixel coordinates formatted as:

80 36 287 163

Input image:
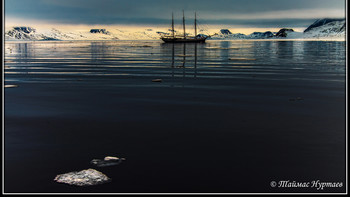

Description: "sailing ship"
161 11 209 43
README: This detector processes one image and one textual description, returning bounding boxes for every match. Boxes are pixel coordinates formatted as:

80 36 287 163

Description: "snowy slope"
304 18 345 32
4 18 346 41
5 27 120 41
210 30 276 40
5 26 163 41
210 32 247 40
303 19 345 39
5 27 44 40
210 18 345 40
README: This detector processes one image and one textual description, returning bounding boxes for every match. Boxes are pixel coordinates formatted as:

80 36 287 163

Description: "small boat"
161 11 209 43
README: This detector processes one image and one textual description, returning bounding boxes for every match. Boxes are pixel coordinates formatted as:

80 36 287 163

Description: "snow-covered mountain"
5 26 162 41
5 27 119 40
211 30 275 39
247 31 274 39
4 18 346 41
211 30 281 39
6 26 43 40
211 32 247 39
210 18 345 40
304 18 345 33
303 18 345 38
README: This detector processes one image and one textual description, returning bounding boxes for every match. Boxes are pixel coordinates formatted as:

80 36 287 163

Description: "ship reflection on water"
165 43 198 80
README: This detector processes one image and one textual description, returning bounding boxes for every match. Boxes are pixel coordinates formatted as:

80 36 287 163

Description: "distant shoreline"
5 38 346 42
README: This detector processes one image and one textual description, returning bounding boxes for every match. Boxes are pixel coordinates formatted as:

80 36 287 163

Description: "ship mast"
194 12 197 36
172 12 175 38
183 10 186 39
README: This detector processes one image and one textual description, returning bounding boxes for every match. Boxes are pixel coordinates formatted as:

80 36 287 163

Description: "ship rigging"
161 11 209 43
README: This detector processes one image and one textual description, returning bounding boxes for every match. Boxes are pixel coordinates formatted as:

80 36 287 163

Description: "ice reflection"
6 43 34 60
302 41 345 66
219 41 230 59
276 41 294 60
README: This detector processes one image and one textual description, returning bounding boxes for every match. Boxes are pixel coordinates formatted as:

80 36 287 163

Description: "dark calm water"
4 40 346 193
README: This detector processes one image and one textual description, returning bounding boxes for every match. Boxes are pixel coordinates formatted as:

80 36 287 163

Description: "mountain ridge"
5 18 346 41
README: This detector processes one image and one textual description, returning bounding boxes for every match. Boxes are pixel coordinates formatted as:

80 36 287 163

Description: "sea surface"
4 40 346 193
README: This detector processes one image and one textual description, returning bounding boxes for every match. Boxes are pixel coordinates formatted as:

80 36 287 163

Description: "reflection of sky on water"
4 40 346 85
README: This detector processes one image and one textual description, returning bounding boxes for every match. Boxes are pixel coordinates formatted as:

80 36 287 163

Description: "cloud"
199 8 345 20
4 0 346 27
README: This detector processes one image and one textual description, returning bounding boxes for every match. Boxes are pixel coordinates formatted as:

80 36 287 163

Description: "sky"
4 0 346 32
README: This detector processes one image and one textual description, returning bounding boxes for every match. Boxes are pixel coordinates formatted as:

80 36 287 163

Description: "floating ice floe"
152 79 163 82
4 85 19 88
91 156 125 167
54 169 111 186
228 58 256 61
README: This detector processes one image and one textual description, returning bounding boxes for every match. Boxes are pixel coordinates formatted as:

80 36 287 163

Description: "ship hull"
161 37 207 43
